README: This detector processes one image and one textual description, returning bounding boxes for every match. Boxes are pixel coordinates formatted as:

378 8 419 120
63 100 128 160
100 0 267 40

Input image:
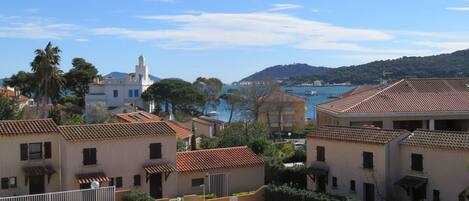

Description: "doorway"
412 186 426 201
149 173 162 199
316 175 326 193
209 173 227 197
29 175 45 194
364 183 375 201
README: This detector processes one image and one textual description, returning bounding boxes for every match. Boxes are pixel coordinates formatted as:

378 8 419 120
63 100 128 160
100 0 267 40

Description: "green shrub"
122 191 153 201
265 160 307 188
266 185 341 201
199 192 216 199
233 191 256 196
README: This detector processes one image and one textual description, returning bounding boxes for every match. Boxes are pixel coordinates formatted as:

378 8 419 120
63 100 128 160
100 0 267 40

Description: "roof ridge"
414 129 469 135
341 79 406 112
0 118 54 123
177 146 249 154
321 125 409 133
58 121 166 128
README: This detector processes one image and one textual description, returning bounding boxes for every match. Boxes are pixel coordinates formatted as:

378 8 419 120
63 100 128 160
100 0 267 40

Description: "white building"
85 55 156 120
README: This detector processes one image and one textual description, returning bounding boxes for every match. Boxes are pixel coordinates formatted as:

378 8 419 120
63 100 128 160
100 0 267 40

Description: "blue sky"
1 0 469 83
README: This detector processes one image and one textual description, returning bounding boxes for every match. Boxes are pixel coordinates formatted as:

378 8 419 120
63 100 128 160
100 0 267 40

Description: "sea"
211 85 356 122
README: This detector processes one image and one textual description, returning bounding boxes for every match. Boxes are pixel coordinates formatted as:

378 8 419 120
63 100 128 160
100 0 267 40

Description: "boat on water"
305 90 318 96
207 111 218 116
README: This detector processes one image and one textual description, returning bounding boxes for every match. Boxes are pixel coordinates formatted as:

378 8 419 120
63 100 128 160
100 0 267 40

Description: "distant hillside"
242 49 469 84
0 78 3 86
104 72 160 81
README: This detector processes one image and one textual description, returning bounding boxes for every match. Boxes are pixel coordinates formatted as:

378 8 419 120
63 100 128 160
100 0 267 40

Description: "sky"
1 0 469 83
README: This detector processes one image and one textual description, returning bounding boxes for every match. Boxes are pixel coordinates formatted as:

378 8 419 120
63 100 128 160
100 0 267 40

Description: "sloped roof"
115 111 162 123
401 129 469 151
176 146 264 173
0 119 58 136
59 122 175 142
115 111 192 140
308 125 409 144
318 78 469 113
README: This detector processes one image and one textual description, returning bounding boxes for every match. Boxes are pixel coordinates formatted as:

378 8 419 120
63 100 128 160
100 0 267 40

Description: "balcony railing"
0 187 115 201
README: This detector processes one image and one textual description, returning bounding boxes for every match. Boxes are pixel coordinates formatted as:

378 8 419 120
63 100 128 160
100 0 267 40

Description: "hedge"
266 185 341 201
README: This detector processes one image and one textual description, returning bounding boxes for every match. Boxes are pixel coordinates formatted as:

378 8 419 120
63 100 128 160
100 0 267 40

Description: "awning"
76 172 110 184
23 165 56 176
144 162 177 174
307 163 329 176
396 176 428 189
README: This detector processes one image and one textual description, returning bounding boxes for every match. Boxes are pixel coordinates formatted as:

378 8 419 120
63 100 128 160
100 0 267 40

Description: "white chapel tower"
135 55 149 83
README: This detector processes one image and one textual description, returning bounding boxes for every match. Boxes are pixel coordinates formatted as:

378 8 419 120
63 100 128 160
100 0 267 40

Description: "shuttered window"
20 144 28 160
1 178 8 189
44 142 52 159
316 146 325 162
411 154 423 171
134 175 141 186
150 143 162 159
83 148 97 165
115 177 123 188
363 152 374 169
350 180 356 191
332 177 338 188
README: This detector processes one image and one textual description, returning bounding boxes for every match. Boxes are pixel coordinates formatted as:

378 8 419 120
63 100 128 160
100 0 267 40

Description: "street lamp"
288 132 292 140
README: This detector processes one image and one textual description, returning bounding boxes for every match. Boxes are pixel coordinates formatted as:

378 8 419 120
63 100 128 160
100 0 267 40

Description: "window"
113 90 118 97
109 178 114 186
433 190 440 201
20 144 28 160
83 148 97 165
115 177 123 188
350 180 356 192
363 152 374 169
332 177 337 188
317 146 325 162
411 153 423 171
134 89 139 97
134 175 141 186
1 177 16 189
192 178 204 187
128 89 133 97
150 143 162 159
28 143 42 160
44 142 51 159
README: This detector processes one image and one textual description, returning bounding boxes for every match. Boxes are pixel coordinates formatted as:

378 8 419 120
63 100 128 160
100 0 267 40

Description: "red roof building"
316 78 469 131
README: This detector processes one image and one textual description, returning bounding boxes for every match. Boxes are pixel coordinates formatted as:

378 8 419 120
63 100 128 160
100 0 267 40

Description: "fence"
0 186 115 201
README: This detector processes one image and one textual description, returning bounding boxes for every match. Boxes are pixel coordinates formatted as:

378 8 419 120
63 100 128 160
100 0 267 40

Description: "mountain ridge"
241 49 469 84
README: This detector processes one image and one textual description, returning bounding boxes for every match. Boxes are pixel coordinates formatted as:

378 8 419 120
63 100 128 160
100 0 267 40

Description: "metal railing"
0 187 115 201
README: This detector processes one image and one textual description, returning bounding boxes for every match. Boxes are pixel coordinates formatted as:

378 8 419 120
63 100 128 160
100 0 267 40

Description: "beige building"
307 126 469 201
258 92 306 132
306 126 409 201
176 146 264 197
316 78 469 131
0 119 61 197
58 122 178 199
180 116 225 138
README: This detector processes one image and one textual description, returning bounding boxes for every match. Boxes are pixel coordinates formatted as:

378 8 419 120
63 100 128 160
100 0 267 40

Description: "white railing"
0 187 115 201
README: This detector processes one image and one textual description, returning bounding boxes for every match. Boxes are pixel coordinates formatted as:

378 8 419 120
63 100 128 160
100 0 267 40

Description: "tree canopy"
0 95 23 120
3 71 35 97
193 77 223 112
64 58 100 106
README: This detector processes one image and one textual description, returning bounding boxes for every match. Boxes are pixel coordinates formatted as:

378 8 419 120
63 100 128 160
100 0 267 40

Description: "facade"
180 116 225 138
0 87 34 108
58 122 178 199
85 55 156 121
258 92 306 132
316 78 469 131
0 119 61 197
306 126 409 201
307 126 469 201
176 146 264 197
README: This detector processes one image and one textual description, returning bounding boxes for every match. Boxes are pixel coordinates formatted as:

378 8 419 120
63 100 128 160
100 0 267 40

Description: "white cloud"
446 7 469 11
268 4 303 11
414 41 469 52
75 38 89 42
95 12 393 51
0 16 80 40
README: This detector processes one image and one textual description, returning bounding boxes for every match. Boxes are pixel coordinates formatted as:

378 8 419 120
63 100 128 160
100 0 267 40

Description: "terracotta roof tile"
176 146 264 173
318 78 469 113
115 111 162 123
144 162 177 174
115 111 192 140
0 119 58 136
401 129 469 151
59 122 175 142
308 125 409 144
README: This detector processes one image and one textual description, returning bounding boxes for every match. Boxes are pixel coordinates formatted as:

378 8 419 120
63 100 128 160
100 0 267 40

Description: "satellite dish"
91 181 100 189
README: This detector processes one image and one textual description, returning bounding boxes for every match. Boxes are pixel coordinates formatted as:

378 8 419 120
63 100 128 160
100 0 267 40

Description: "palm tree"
31 42 64 118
